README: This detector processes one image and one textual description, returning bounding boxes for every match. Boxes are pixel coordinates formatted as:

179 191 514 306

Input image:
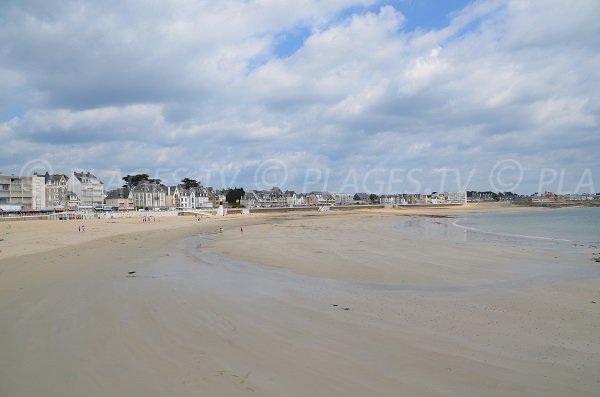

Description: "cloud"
7 105 167 143
0 0 599 194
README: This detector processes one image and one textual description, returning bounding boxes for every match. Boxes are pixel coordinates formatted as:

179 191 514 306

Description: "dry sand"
1 206 599 396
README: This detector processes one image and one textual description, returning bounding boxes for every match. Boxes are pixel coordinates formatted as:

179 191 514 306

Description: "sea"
454 207 600 246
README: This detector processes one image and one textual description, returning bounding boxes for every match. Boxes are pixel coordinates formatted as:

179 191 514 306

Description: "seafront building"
0 175 34 211
378 192 467 205
105 187 135 210
169 184 214 209
67 171 104 208
430 192 467 204
31 174 47 210
44 173 69 209
0 174 48 211
306 191 336 206
65 191 81 208
286 191 306 207
353 193 370 204
131 182 167 209
241 187 289 208
333 193 353 206
2 166 478 213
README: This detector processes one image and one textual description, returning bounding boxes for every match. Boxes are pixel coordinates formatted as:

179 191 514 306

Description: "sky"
1 0 599 194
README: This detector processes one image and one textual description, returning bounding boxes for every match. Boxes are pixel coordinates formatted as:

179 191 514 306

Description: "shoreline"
0 202 539 261
202 210 594 285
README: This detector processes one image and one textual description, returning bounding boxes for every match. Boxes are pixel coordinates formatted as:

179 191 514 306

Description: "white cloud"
0 0 599 193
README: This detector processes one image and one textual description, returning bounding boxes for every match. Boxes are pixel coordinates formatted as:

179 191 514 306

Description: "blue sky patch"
2 106 25 122
273 25 313 59
379 0 473 32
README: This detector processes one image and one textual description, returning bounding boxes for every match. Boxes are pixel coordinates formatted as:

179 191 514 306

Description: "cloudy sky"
1 0 599 194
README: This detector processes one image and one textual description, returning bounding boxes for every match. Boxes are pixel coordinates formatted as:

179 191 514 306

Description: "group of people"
77 225 85 232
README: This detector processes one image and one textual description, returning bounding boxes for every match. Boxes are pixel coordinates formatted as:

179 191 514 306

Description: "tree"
226 187 245 205
369 194 379 204
181 178 199 189
353 193 361 201
122 173 161 187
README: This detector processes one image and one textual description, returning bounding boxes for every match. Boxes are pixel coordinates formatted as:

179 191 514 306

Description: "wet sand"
1 207 599 396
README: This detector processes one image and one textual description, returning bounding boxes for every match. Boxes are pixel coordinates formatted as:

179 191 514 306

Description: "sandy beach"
1 206 599 396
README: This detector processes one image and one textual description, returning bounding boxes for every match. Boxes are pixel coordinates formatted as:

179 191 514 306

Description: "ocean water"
454 207 600 245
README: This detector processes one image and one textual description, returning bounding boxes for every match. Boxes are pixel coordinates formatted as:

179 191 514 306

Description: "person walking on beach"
240 227 243 233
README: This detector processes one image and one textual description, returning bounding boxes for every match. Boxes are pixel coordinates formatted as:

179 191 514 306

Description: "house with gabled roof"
241 187 288 208
67 171 104 208
105 187 135 210
170 184 214 209
131 182 167 209
44 172 69 209
306 191 335 206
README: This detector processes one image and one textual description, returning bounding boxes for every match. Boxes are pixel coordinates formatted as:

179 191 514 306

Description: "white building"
446 192 467 204
67 171 104 208
31 174 47 211
131 183 167 209
286 192 306 207
379 195 397 205
171 184 214 209
333 193 353 206
430 192 467 204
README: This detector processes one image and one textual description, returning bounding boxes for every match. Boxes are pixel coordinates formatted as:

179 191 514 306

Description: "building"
241 187 288 208
333 193 353 206
387 194 409 205
206 187 221 208
286 191 307 207
131 183 167 209
67 171 104 208
31 174 47 211
0 175 33 211
0 174 47 211
379 194 397 205
306 191 336 206
166 186 178 208
191 186 212 209
105 187 135 210
65 192 81 208
168 184 214 209
426 192 467 205
446 191 467 204
353 192 370 204
45 173 69 209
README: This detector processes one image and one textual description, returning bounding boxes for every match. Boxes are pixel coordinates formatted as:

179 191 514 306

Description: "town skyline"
2 167 597 198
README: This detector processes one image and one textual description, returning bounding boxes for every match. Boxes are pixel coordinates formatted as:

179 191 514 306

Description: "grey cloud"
0 0 599 194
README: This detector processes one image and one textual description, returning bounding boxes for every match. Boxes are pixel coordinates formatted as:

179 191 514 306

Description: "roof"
131 183 167 193
44 172 68 184
73 171 103 184
105 187 131 199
